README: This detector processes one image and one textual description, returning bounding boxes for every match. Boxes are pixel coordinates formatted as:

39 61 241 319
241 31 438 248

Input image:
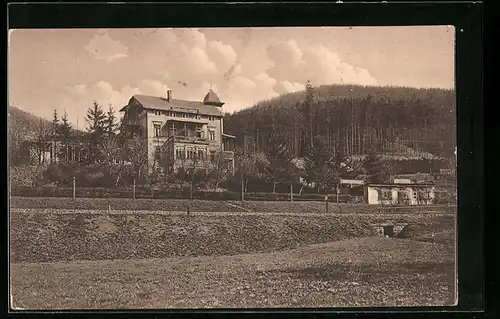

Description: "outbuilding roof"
366 183 435 187
120 93 224 117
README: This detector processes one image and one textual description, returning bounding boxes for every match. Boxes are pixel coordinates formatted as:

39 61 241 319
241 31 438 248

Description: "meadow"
9 197 456 309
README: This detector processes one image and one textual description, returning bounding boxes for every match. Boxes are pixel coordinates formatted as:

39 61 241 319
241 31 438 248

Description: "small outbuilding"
364 183 435 205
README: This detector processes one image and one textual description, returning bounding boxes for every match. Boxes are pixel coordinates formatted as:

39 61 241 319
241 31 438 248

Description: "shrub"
9 165 46 187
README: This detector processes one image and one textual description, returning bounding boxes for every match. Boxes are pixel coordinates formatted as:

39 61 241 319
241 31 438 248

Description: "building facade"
364 183 436 205
120 89 235 173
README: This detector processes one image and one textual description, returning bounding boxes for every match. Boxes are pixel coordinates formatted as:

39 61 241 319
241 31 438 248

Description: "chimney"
166 89 172 102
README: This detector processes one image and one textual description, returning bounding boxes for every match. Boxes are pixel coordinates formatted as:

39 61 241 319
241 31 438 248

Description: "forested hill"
224 84 456 160
8 106 52 141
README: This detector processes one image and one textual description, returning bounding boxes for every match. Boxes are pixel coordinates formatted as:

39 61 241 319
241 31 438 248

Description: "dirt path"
10 208 454 217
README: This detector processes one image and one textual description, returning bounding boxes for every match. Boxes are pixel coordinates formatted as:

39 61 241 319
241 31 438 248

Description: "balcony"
166 135 209 145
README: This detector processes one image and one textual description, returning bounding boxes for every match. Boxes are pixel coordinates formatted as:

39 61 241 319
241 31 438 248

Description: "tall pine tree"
85 101 107 162
57 111 73 162
51 110 60 138
104 105 119 137
305 136 340 194
363 151 392 183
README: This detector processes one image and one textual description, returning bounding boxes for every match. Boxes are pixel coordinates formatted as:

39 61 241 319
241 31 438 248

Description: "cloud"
85 31 128 62
222 73 279 112
137 79 170 96
276 80 304 94
174 28 206 48
207 40 238 69
60 81 145 128
266 40 377 89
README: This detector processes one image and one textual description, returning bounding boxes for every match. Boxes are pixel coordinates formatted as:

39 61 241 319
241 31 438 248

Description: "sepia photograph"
8 26 457 309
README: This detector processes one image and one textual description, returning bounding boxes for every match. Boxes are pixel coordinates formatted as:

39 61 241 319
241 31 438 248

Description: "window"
209 130 216 142
154 124 161 137
196 124 203 138
208 116 215 121
154 147 161 160
169 122 176 136
198 150 205 160
413 192 418 200
379 189 392 200
154 110 162 116
184 123 189 137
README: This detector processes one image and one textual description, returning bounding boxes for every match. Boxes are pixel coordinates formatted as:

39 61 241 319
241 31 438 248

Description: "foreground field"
10 209 454 263
9 200 456 309
11 237 456 309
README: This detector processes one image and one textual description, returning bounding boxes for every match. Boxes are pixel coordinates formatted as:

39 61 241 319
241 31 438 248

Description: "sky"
8 26 455 129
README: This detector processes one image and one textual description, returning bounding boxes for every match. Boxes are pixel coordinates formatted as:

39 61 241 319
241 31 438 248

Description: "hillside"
8 106 86 166
8 106 52 141
224 84 456 161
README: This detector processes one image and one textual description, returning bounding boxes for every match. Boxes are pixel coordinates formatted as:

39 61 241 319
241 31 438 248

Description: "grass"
10 237 456 309
10 209 455 263
9 200 456 309
10 210 377 262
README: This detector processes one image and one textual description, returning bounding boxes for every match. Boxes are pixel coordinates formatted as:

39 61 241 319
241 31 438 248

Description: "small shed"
339 178 365 196
364 183 435 205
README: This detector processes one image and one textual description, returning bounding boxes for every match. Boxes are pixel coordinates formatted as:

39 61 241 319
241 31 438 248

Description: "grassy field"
11 237 456 309
9 198 456 309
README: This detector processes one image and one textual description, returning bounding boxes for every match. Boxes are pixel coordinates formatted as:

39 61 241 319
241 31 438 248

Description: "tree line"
224 82 456 160
223 82 455 193
9 81 456 195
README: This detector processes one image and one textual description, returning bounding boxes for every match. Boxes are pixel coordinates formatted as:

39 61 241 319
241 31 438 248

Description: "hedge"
10 186 364 203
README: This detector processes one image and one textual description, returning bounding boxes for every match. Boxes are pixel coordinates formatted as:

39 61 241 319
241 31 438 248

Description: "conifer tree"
305 136 340 194
84 101 107 162
51 110 60 139
104 105 119 137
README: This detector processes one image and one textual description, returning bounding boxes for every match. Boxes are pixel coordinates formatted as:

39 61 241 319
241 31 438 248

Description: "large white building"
120 89 235 173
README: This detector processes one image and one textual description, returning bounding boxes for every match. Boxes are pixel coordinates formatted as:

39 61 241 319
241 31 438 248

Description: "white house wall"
141 110 224 172
366 185 435 205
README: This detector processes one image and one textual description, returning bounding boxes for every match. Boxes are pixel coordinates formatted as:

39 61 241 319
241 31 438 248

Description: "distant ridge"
245 84 455 111
224 84 456 160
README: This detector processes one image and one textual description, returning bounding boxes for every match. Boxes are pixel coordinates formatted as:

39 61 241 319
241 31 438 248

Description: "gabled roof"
120 94 224 117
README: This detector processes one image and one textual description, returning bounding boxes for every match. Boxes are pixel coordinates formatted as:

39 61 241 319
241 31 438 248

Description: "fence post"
133 178 136 200
72 176 76 199
325 195 329 214
290 183 293 202
241 178 244 201
336 184 339 203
